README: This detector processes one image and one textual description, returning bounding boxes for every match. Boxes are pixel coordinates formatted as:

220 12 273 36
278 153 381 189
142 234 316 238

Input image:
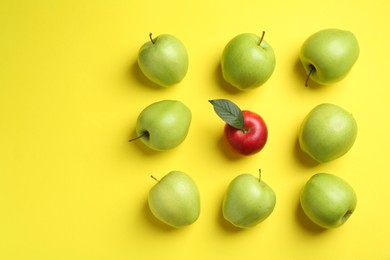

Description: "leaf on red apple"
209 99 244 129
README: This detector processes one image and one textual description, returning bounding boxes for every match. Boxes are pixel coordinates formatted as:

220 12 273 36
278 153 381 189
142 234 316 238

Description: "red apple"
209 99 268 156
224 110 268 155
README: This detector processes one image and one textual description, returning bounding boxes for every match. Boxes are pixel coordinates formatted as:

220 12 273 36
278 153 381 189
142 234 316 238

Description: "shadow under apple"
295 200 327 234
214 62 245 94
142 199 177 232
293 137 320 167
129 59 166 89
216 195 244 234
217 135 245 161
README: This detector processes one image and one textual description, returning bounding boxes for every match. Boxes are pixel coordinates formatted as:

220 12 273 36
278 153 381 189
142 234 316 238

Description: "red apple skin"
224 110 268 155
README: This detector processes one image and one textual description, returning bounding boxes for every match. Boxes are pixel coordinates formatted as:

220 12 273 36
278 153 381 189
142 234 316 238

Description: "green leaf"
209 99 244 129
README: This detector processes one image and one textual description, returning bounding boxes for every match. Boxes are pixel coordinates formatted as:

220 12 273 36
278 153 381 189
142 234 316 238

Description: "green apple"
300 173 357 229
148 171 201 228
222 171 276 228
138 33 189 87
299 103 357 163
300 28 359 86
221 31 276 90
129 100 192 151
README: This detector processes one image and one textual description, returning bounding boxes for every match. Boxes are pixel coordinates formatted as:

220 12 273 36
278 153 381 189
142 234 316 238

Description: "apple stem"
305 66 315 87
149 33 156 44
150 175 160 182
258 169 262 182
259 31 266 46
128 132 149 142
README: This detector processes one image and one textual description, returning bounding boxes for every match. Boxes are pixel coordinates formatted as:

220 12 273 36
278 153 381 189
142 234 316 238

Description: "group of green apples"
132 28 359 229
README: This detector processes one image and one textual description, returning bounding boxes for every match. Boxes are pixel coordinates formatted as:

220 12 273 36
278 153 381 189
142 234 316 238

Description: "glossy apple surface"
221 32 275 90
300 28 359 86
224 110 268 155
148 171 200 228
223 173 276 228
299 103 357 163
300 173 357 229
138 34 189 87
133 100 191 151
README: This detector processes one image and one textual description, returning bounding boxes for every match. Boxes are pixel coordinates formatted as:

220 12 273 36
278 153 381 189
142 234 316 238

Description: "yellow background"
1 0 389 259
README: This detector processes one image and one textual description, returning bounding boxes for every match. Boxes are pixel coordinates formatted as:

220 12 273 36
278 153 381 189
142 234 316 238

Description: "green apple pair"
297 103 358 229
148 170 276 229
222 28 360 89
136 31 276 90
137 28 359 89
298 103 358 228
